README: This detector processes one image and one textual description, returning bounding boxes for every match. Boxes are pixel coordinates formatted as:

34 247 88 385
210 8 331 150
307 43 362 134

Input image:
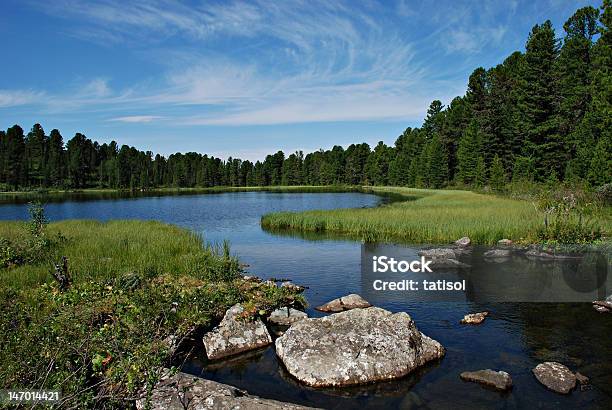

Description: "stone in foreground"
269 307 308 326
275 307 445 387
136 371 316 410
315 293 372 312
460 369 513 391
532 362 576 394
202 304 272 360
460 311 489 324
455 236 471 247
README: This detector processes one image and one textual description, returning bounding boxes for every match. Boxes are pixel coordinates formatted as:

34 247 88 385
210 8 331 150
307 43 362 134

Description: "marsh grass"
262 187 611 244
0 219 242 288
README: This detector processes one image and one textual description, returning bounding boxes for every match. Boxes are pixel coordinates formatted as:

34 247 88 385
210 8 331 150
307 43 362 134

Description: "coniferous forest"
1 3 610 192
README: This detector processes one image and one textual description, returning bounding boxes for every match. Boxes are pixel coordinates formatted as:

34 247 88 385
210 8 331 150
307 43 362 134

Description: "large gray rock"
315 294 372 312
136 371 316 410
532 362 577 394
269 307 308 326
275 307 445 387
460 369 513 391
203 304 272 360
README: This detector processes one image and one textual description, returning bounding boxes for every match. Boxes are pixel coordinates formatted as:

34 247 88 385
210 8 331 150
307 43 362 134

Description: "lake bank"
262 187 611 245
0 218 305 408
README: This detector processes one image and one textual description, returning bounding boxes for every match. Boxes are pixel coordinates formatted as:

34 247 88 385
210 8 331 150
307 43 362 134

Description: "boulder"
532 362 576 394
315 294 372 313
460 369 513 391
484 249 512 259
275 307 445 387
497 239 513 246
136 370 316 410
418 248 470 269
268 307 308 327
202 304 272 360
455 237 471 247
460 311 489 325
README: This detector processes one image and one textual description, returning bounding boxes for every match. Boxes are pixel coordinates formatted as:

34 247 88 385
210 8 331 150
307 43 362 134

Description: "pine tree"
456 121 482 185
424 134 448 188
587 135 612 185
489 155 506 191
519 21 562 180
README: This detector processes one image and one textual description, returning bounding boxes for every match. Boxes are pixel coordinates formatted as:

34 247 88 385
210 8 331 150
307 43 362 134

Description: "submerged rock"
455 237 471 247
418 248 470 269
275 307 445 387
418 248 456 259
460 311 489 325
136 370 316 410
202 304 272 360
460 369 513 391
532 362 576 394
315 294 372 313
484 249 512 259
268 307 308 327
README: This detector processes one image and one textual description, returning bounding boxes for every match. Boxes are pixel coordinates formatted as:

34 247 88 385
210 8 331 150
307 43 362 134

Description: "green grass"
0 219 304 408
0 219 240 287
262 187 611 244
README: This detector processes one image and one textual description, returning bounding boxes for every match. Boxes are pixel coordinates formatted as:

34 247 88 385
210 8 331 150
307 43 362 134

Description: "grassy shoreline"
262 187 611 245
0 219 304 408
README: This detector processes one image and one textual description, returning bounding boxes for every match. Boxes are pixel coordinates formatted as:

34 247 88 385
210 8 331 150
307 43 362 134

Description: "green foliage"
534 187 604 243
0 220 305 408
489 155 506 191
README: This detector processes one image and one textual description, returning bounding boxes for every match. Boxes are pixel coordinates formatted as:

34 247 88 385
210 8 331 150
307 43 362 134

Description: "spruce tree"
489 155 506 191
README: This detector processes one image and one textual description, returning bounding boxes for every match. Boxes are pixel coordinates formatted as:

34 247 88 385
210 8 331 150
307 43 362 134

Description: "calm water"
1 192 610 409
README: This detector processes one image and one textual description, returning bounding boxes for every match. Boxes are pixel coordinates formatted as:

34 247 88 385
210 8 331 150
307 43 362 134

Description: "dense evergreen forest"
0 3 610 191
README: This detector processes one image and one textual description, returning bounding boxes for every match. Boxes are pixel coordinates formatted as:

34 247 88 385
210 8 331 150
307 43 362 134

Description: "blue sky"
0 0 598 160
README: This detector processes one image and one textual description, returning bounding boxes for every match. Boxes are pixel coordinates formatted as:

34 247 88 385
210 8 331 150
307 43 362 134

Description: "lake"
1 191 610 409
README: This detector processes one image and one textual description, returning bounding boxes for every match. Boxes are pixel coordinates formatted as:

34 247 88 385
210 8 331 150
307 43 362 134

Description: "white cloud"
0 90 44 108
110 115 162 123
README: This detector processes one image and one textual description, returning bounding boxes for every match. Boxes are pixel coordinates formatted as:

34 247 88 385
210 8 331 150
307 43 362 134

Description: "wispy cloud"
17 0 524 126
0 89 45 108
110 115 162 123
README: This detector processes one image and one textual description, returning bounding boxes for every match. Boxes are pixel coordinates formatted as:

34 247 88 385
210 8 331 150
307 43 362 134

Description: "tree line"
0 2 610 191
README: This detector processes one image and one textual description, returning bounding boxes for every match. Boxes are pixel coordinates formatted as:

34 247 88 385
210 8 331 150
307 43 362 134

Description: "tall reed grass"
262 187 611 244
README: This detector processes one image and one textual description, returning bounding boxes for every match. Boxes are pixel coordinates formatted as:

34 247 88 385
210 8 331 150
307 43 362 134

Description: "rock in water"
532 362 577 394
136 370 317 409
483 249 512 259
268 307 308 326
202 304 272 360
418 248 457 259
497 239 513 246
460 369 513 391
592 300 612 313
460 312 489 324
275 307 445 387
315 294 372 312
455 237 471 247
